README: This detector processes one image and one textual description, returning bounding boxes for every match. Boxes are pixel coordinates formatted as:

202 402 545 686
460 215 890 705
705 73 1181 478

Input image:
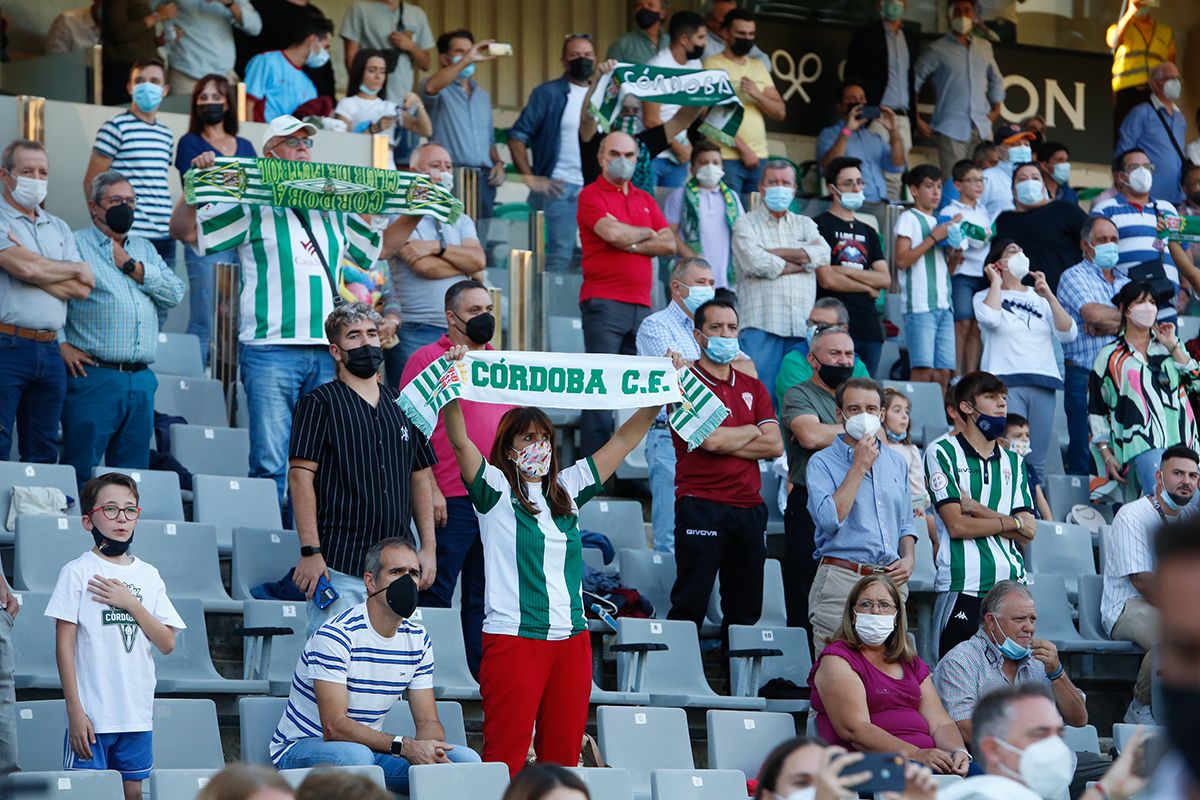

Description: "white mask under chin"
781 789 817 800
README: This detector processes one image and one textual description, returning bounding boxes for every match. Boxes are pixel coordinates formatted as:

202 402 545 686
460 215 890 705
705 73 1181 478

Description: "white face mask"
1163 78 1183 102
1127 165 1154 195
995 736 1076 800
854 612 896 645
1008 437 1031 456
436 170 454 191
780 790 816 800
9 175 47 209
695 163 725 188
1006 250 1030 280
844 412 882 441
950 15 973 34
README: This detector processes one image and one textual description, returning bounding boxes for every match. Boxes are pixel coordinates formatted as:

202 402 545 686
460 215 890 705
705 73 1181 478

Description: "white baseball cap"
261 115 319 151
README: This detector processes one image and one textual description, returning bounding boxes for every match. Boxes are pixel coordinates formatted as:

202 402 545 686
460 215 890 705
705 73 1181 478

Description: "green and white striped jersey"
467 457 603 640
196 203 381 345
924 433 1033 596
895 207 951 314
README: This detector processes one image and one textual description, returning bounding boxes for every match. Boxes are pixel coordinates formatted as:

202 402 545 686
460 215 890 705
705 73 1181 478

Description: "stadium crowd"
2 0 1200 797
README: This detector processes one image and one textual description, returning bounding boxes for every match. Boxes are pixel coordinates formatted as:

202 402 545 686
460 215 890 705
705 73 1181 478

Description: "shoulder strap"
1152 104 1190 167
291 209 345 307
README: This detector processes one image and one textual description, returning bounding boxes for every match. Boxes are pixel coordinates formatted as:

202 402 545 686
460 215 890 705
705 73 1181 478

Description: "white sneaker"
1123 698 1156 725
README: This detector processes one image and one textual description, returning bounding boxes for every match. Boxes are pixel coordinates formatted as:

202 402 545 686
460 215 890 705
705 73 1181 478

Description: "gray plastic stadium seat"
545 272 584 309
192 475 281 553
154 332 205 377
615 618 766 710
614 408 648 481
239 696 288 764
1062 724 1100 754
597 706 694 799
92 466 185 521
155 597 269 694
651 769 747 800
619 549 676 620
382 700 468 746
758 463 785 535
10 592 59 689
706 559 787 628
231 527 302 600
548 315 585 352
242 599 306 695
155 375 228 426
1044 474 1093 523
1112 723 1164 755
1044 436 1066 477
1025 522 1096 601
590 679 651 706
568 767 635 800
408 608 481 700
706 710 796 777
14 700 66 771
1077 575 1141 654
153 699 225 768
0 770 124 799
1178 315 1200 342
882 381 945 446
579 499 649 554
14 516 88 592
408 763 509 800
169 424 251 477
129 520 240 612
908 532 936 593
279 766 386 789
728 625 812 713
877 340 901 380
147 769 220 799
0 461 79 544
1026 575 1132 653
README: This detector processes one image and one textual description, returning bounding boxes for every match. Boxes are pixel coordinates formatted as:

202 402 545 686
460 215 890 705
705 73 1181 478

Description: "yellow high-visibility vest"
1110 17 1175 92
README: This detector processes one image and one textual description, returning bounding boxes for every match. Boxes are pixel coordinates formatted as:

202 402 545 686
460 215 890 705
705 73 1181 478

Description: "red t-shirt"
576 176 668 307
399 335 515 499
672 363 777 507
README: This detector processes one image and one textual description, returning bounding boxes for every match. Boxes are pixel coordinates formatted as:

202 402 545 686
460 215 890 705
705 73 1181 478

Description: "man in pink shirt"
400 278 512 677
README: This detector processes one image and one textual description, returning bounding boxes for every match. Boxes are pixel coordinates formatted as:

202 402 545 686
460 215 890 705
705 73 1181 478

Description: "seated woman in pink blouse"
809 575 970 776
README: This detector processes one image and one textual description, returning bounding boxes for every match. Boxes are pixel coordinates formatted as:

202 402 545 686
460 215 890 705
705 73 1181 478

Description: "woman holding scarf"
664 139 744 293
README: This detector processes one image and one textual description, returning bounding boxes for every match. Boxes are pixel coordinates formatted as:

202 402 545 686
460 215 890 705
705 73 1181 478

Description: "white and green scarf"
588 62 744 147
399 351 729 450
183 157 463 223
681 176 741 285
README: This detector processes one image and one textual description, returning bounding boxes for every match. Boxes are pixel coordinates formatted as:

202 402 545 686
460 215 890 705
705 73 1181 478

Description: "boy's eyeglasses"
88 504 142 521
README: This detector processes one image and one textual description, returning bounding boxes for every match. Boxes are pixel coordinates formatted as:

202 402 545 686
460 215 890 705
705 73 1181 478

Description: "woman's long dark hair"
754 736 829 799
502 764 589 800
490 407 574 518
1114 279 1157 335
188 73 239 137
347 48 391 102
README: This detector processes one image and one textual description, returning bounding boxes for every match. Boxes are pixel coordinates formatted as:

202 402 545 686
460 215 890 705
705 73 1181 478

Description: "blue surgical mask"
1161 490 1187 512
990 619 1033 661
971 407 1007 441
1015 178 1044 206
763 186 795 213
359 83 379 96
131 81 163 112
307 46 330 68
682 284 715 314
453 55 476 80
886 428 905 443
703 334 740 364
839 189 865 211
1093 242 1120 269
1052 161 1071 185
1008 143 1032 164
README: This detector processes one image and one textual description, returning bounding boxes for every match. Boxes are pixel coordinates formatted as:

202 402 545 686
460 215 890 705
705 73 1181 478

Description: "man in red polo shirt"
400 278 513 678
667 298 782 648
576 130 676 455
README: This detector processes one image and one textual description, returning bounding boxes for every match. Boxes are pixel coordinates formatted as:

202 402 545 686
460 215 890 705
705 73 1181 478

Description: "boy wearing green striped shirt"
924 371 1037 658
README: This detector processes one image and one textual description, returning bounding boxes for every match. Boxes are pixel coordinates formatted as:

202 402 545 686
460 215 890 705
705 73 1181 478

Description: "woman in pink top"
808 575 969 776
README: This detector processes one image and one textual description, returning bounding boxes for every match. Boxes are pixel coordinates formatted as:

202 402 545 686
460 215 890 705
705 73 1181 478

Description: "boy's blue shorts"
65 730 152 781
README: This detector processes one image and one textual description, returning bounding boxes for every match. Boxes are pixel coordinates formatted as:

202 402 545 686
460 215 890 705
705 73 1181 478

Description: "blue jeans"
305 567 368 640
903 309 956 370
184 245 228 366
651 159 688 189
855 339 884 378
1005 384 1056 482
738 328 803 412
418 496 486 678
1064 363 1092 475
644 425 677 552
239 344 336 503
0 336 66 463
950 274 988 322
395 323 447 378
530 183 582 272
1130 448 1166 496
276 735 481 793
60 366 157 488
722 159 765 206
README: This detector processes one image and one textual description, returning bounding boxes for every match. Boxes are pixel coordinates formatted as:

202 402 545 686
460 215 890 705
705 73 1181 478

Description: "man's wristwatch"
121 258 138 275
391 735 404 756
300 545 322 558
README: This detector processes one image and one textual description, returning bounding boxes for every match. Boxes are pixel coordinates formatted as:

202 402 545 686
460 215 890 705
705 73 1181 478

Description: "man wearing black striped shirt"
289 303 437 638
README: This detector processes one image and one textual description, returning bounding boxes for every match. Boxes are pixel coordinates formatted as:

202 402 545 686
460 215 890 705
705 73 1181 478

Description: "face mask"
970 406 1007 441
103 203 135 235
1052 162 1071 185
682 284 715 314
132 81 164 112
1164 78 1183 102
606 156 636 183
946 223 965 250
567 57 595 81
370 573 419 618
995 736 1075 800
1005 250 1030 280
1129 301 1158 329
635 7 660 29
1162 683 1200 780
340 344 385 378
763 185 795 213
307 45 330 68
437 170 455 191
1127 166 1154 195
815 360 854 390
950 16 973 35
854 612 896 646
839 189 865 211
1008 144 1032 165
1160 488 1187 512
452 55 476 80
844 412 882 441
1008 437 1031 456
512 439 553 478
730 38 755 57
456 311 495 344
90 527 134 557
1092 242 1120 269
358 83 379 96
9 175 47 209
1190 190 1200 205
686 40 706 61
695 164 724 188
880 0 905 21
197 103 226 125
989 618 1033 660
1015 179 1043 206
704 335 741 364
886 428 906 443
782 789 817 800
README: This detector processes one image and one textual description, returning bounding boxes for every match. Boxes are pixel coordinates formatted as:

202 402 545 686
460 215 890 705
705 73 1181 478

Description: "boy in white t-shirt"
945 159 993 376
45 473 185 799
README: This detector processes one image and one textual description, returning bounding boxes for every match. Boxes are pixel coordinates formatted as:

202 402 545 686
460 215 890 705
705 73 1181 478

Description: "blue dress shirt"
1115 97 1188 204
913 34 1005 143
816 124 902 203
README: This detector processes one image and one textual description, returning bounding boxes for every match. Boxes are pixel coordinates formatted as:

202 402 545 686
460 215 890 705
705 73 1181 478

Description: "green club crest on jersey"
101 583 143 654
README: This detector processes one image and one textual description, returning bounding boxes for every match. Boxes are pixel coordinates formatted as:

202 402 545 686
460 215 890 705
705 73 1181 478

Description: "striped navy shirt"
289 380 437 576
1092 193 1180 287
92 112 174 240
269 604 435 764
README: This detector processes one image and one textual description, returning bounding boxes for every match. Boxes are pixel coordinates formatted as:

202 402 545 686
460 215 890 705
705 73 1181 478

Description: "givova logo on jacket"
101 583 143 654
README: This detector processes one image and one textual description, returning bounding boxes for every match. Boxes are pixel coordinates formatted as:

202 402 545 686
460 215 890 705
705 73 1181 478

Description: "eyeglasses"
960 177 984 185
88 504 142 521
808 322 848 334
103 196 136 208
1127 163 1155 173
855 599 897 613
283 136 314 149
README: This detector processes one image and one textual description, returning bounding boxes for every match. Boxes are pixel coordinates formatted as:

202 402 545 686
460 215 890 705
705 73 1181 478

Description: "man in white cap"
169 115 421 511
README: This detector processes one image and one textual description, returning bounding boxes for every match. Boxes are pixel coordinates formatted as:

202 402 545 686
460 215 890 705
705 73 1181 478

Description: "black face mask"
104 203 135 235
1190 190 1200 205
686 42 706 61
730 38 755 57
340 344 384 378
197 103 226 126
455 312 495 345
814 358 854 390
566 57 595 82
90 527 133 556
371 573 419 618
1162 683 1200 782
635 8 660 29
